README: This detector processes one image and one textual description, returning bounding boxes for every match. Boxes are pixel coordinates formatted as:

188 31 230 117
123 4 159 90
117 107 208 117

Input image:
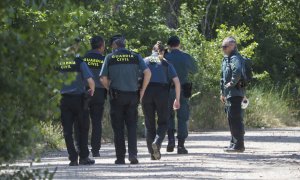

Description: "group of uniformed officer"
58 34 246 166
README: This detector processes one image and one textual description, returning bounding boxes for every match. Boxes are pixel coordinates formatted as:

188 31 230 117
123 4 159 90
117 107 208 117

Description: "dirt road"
17 128 300 179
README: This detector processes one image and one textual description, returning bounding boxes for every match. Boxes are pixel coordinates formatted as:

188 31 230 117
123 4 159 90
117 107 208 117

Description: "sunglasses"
222 45 228 49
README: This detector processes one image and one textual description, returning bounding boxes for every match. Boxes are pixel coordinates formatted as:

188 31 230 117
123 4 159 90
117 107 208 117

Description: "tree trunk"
166 0 180 29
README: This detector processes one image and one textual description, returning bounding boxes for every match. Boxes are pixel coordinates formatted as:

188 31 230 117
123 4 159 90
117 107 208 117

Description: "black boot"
92 151 100 157
115 159 125 165
167 129 175 152
129 155 139 164
177 139 188 154
69 160 78 166
79 157 95 165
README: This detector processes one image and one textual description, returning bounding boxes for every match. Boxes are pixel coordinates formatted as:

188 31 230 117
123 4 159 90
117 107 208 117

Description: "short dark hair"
110 34 125 48
90 36 104 49
167 35 180 47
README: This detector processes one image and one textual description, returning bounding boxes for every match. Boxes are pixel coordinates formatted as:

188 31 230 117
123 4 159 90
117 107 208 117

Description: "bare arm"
87 77 95 96
100 76 110 90
173 77 180 101
172 77 181 109
140 68 151 101
141 68 151 91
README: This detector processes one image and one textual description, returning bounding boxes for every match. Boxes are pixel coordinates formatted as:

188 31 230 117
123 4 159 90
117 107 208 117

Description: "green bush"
0 166 56 180
1 0 299 165
177 5 299 129
189 92 227 130
189 71 299 130
0 0 170 163
246 87 285 127
39 121 65 150
245 73 299 127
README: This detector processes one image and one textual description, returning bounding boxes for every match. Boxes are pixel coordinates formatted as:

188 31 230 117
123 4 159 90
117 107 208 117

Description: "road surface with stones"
14 128 300 179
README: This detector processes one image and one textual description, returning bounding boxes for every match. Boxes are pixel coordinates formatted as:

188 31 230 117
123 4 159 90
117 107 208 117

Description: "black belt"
111 88 138 95
171 83 190 89
148 82 169 88
86 87 104 90
61 93 83 97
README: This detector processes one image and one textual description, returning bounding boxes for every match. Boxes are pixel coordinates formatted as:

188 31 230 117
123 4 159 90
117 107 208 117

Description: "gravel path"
16 128 300 179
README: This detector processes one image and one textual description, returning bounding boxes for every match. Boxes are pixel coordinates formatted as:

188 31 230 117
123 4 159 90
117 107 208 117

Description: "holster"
182 82 193 98
109 89 119 100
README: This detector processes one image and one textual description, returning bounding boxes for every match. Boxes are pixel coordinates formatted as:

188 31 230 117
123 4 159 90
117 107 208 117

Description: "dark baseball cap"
167 35 180 47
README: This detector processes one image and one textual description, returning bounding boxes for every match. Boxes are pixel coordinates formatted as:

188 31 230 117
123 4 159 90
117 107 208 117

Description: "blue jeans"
168 88 190 140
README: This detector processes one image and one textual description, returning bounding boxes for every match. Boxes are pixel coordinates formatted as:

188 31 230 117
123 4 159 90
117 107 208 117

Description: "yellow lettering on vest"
88 62 99 66
84 58 104 64
117 58 129 62
60 65 71 69
149 57 160 63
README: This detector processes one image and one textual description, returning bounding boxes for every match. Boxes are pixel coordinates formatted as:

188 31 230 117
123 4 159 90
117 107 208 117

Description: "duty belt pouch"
109 89 119 100
182 83 193 98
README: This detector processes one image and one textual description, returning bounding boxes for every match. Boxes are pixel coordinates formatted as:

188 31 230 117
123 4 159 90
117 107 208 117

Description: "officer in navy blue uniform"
142 41 181 160
82 36 106 157
59 54 96 166
100 35 151 164
165 36 198 154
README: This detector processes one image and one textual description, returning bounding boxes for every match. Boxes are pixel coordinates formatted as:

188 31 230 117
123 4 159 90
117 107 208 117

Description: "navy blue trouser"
60 94 89 161
142 85 169 154
110 91 139 160
89 88 106 154
168 88 190 140
74 88 106 154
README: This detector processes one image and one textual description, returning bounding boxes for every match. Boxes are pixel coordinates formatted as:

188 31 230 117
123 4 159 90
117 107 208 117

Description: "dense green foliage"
0 0 299 164
0 167 56 180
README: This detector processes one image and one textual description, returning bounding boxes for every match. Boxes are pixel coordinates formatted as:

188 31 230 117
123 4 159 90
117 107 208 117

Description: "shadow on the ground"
32 149 300 179
11 128 300 179
187 135 300 143
32 162 251 179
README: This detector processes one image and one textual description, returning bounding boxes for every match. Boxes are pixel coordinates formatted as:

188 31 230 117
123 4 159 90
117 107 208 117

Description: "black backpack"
241 56 253 86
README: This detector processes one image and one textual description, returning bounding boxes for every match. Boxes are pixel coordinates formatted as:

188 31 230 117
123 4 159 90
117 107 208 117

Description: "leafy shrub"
39 121 65 150
0 166 56 180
